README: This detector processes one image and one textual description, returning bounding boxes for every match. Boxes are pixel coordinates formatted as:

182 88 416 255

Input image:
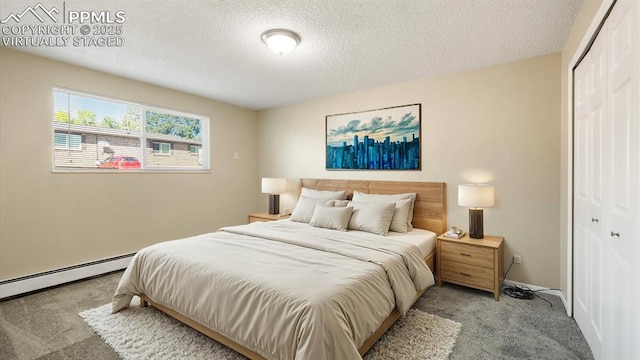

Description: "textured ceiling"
0 0 583 110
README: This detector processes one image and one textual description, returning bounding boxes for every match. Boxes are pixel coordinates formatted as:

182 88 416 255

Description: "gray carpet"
415 284 593 360
0 271 593 360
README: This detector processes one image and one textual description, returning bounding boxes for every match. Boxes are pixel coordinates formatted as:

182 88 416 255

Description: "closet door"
573 23 607 360
606 0 639 358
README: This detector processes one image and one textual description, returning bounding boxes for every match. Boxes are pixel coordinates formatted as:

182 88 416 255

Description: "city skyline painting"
326 103 421 170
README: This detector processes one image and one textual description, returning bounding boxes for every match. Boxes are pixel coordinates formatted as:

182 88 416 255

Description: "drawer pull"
460 272 472 277
460 253 472 257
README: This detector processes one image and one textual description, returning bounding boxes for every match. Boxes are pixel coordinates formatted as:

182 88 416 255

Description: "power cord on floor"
502 258 560 307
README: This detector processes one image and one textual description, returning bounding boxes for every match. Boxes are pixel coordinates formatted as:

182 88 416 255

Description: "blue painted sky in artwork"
327 106 420 147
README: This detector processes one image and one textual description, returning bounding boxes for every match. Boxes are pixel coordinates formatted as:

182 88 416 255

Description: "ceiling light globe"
261 29 300 55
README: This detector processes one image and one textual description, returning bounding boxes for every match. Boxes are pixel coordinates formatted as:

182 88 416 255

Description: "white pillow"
301 187 347 200
352 191 417 230
388 198 412 233
290 196 334 223
347 202 395 236
309 206 353 231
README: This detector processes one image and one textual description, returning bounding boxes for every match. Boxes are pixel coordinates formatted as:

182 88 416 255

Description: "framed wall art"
326 103 421 170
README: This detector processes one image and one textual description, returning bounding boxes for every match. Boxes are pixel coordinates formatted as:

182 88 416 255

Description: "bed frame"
141 179 446 359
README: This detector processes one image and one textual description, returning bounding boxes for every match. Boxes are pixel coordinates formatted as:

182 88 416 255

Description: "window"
54 133 82 150
189 145 201 155
52 88 210 171
153 142 171 155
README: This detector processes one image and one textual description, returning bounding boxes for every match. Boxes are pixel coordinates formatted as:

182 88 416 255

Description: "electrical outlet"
513 255 522 264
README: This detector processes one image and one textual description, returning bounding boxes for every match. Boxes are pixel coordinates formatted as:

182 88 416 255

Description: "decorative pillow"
309 206 353 231
347 202 395 236
388 198 412 233
290 196 334 223
352 191 417 230
301 187 347 200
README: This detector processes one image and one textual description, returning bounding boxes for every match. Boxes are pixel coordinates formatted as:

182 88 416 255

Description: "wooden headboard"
300 179 446 235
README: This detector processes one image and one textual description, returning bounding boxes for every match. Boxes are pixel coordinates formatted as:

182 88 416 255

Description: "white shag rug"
80 297 461 360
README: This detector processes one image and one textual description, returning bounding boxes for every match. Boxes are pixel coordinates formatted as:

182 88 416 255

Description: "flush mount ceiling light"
261 29 300 55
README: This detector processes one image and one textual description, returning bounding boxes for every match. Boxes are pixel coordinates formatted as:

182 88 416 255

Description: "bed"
112 179 446 359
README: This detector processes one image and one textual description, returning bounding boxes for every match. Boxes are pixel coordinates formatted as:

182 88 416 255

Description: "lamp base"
469 208 484 239
268 194 280 215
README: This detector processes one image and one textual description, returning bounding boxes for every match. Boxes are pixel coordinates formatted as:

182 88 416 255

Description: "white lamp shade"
458 184 495 208
261 177 287 194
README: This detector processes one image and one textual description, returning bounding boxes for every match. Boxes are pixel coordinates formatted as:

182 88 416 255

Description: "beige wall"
0 48 259 280
559 0 607 301
258 53 562 288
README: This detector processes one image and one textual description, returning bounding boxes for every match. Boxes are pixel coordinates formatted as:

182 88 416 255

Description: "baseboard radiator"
0 253 134 300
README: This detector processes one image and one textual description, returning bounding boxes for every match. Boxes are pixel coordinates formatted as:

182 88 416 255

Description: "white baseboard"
503 280 570 315
0 254 134 300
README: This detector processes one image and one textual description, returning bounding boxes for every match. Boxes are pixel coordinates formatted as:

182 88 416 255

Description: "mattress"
387 228 437 257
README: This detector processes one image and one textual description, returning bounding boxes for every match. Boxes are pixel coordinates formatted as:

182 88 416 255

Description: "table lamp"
458 184 495 239
261 178 287 215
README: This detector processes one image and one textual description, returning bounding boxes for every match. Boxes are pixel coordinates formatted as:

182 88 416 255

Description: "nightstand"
247 213 290 223
436 233 504 300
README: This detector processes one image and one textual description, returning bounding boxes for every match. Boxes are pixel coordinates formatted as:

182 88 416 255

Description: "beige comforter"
112 220 434 360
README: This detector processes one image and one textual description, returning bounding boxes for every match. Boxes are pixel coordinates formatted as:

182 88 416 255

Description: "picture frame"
326 103 421 170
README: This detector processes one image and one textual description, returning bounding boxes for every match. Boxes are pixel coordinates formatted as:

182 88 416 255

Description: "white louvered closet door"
573 0 639 359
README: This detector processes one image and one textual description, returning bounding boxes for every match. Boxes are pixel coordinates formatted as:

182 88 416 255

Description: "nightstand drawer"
441 261 494 290
440 241 494 269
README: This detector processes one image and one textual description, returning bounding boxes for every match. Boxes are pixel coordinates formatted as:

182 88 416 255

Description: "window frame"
52 87 211 173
